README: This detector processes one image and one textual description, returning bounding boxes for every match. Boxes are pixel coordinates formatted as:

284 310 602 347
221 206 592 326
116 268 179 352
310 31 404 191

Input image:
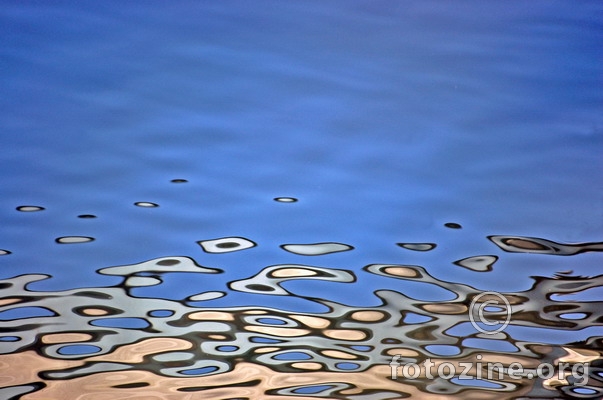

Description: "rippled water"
1 1 602 399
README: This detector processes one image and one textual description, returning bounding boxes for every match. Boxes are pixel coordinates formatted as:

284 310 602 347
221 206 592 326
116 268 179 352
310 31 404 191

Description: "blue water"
0 2 602 398
1 1 601 294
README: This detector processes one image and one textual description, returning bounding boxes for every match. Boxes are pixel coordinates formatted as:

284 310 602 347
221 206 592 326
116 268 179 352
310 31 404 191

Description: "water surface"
1 1 602 398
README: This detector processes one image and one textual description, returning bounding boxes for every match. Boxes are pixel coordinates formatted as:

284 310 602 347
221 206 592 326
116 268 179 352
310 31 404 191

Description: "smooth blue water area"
403 312 433 324
292 385 336 395
180 366 219 376
250 337 283 344
148 309 175 318
424 344 461 356
0 1 601 298
256 318 288 326
335 362 360 370
273 352 312 361
90 317 150 330
216 345 238 352
0 307 55 321
57 345 102 356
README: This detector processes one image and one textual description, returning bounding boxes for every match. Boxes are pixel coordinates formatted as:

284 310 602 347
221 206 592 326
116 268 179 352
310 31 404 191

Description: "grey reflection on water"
16 206 45 212
454 255 498 272
55 236 95 244
281 242 354 256
197 237 257 253
133 202 159 208
397 242 437 252
0 248 601 398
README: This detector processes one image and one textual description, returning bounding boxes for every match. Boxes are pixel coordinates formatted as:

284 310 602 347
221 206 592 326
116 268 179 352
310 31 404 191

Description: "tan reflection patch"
254 347 281 354
188 311 234 321
386 348 420 357
421 303 468 314
321 350 358 359
88 338 192 364
291 362 323 370
559 347 602 363
383 266 419 278
350 311 386 322
0 298 22 306
19 361 532 400
80 308 110 316
323 329 366 341
505 238 547 250
270 268 318 278
290 315 330 329
41 333 93 344
0 351 83 388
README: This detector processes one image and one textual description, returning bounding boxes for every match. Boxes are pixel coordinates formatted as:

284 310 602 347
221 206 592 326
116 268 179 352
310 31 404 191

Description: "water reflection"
0 242 601 399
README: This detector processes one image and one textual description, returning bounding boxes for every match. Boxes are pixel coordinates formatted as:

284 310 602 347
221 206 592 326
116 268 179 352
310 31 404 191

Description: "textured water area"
1 2 602 399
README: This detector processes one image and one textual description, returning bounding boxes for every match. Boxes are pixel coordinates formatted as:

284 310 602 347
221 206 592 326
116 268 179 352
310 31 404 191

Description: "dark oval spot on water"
156 259 180 266
246 284 275 292
180 366 219 376
112 382 150 389
292 385 336 394
273 352 312 360
336 362 360 370
444 222 462 229
171 179 188 183
77 214 97 219
215 242 240 249
148 309 175 318
257 318 287 325
73 291 113 299
90 317 150 329
57 344 102 356
0 307 56 321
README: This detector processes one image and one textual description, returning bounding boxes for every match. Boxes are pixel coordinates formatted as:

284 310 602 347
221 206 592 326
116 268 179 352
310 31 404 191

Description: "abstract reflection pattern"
0 237 602 399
